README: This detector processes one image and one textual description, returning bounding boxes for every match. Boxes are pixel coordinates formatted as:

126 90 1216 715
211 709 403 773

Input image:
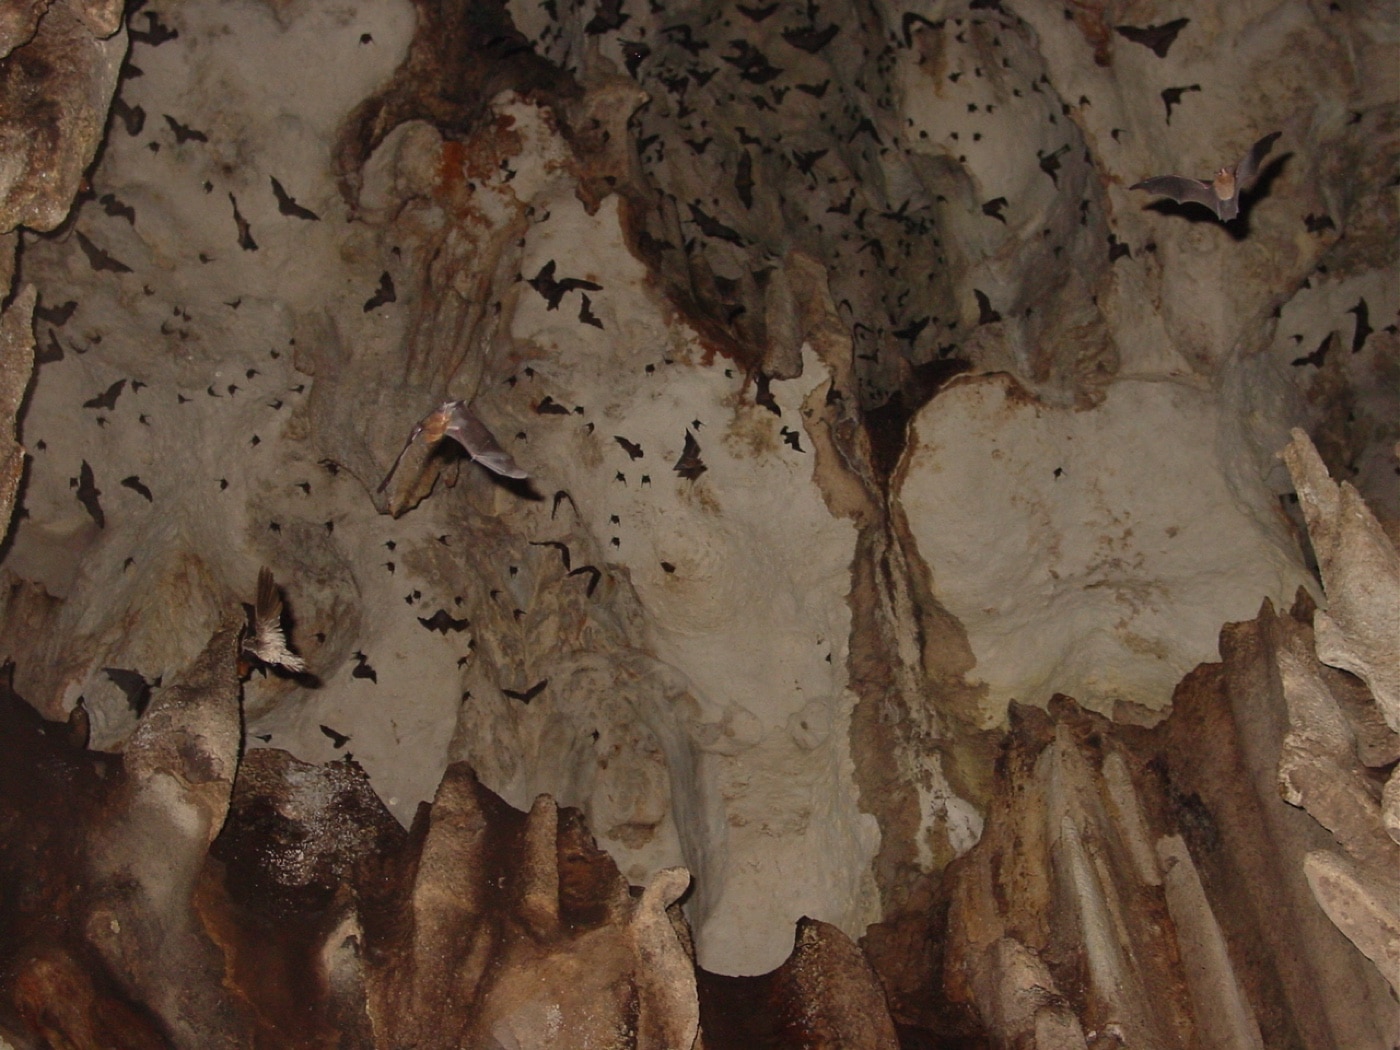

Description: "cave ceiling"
0 0 1396 1046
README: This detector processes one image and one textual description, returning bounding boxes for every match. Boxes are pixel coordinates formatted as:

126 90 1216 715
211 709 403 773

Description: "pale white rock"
898 374 1312 719
1281 429 1400 732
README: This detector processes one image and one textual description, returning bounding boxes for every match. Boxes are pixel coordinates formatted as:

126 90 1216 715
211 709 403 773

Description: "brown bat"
1130 132 1280 221
378 399 527 493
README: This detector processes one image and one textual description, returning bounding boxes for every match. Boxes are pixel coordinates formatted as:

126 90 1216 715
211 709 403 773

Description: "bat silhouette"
270 176 320 221
535 396 570 415
503 679 548 704
99 193 136 224
35 299 76 326
364 271 396 311
229 193 257 250
164 114 208 144
75 232 132 273
378 399 527 493
568 565 601 596
578 293 604 328
1347 298 1372 353
351 651 377 682
103 667 159 714
83 379 126 410
528 260 602 310
319 724 350 748
530 540 571 570
242 567 307 674
782 23 839 54
1114 18 1189 58
120 475 154 501
1131 132 1280 221
129 11 178 46
418 609 470 634
113 97 146 135
614 435 644 460
674 430 706 480
76 461 104 527
1291 332 1335 368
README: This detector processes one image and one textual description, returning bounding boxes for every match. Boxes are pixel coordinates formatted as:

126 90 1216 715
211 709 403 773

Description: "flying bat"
242 567 307 674
378 399 527 493
270 176 320 221
1130 132 1280 221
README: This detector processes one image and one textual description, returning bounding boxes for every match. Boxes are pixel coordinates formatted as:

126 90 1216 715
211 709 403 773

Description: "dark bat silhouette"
661 24 707 57
378 399 527 493
503 679 548 704
364 271 396 311
83 379 126 410
796 79 830 98
1039 145 1070 187
270 176 320 220
901 12 940 47
674 430 706 480
351 651 377 683
76 461 104 527
1347 298 1372 353
982 196 1009 223
120 475 153 501
614 435 644 460
164 114 208 144
578 293 604 329
737 3 778 21
1114 18 1189 58
975 289 1002 325
1304 213 1336 233
552 490 578 519
792 148 827 176
112 97 145 135
687 203 745 246
103 667 159 714
1159 84 1201 124
129 11 178 46
229 193 257 250
735 151 754 208
780 425 804 452
528 260 602 310
569 564 601 596
35 299 77 326
1131 132 1280 221
535 396 570 415
99 193 136 224
1291 332 1335 368
418 609 471 634
75 232 132 273
240 568 308 674
722 40 782 84
320 724 350 748
782 23 839 53
531 540 571 570
755 372 779 415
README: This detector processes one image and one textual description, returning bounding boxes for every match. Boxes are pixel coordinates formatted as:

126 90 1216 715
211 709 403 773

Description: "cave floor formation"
0 0 1396 1046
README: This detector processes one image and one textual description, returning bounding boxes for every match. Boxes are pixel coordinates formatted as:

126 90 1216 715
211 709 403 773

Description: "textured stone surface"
0 0 1395 1043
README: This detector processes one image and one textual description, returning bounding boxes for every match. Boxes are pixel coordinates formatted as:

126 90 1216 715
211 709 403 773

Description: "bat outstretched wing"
444 403 528 479
1234 131 1281 190
377 422 424 492
1130 175 1219 214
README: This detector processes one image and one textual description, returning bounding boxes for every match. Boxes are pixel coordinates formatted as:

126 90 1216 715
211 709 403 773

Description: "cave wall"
0 0 1396 1045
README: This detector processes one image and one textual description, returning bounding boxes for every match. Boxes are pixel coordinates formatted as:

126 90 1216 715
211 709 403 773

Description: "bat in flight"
241 567 307 674
378 399 527 493
1130 132 1280 221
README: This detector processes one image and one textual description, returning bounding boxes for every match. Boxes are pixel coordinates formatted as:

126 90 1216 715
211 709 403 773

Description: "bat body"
1130 132 1280 221
378 399 527 493
243 567 307 673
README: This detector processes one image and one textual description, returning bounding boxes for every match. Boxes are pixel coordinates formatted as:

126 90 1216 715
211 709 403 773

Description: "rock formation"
0 0 1395 1045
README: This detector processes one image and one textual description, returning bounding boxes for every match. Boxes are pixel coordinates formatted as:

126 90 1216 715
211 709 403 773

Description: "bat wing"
1234 131 1281 190
247 567 306 673
1130 175 1220 214
377 423 424 492
444 403 528 479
